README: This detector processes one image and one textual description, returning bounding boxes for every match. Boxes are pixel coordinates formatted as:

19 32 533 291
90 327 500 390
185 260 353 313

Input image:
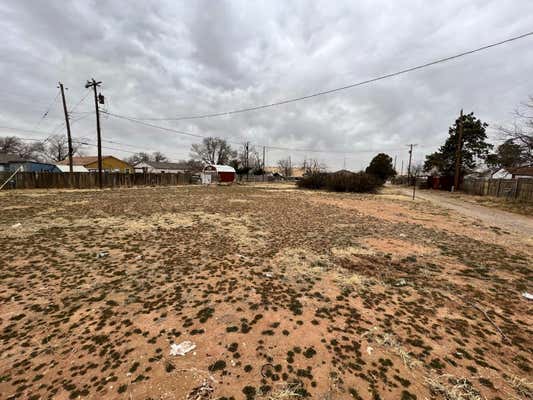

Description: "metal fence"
462 178 533 202
0 171 193 190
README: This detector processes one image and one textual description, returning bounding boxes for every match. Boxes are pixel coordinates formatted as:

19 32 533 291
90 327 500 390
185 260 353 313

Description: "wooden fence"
0 171 193 190
462 178 533 202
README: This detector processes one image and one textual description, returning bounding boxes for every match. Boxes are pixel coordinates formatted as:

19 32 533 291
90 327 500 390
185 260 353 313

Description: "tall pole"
401 160 404 176
85 79 103 189
453 109 464 191
406 144 417 185
407 145 413 180
58 82 74 172
262 145 266 182
393 155 397 172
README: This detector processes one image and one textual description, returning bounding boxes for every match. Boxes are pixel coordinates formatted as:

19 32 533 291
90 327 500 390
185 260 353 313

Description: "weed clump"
297 172 381 193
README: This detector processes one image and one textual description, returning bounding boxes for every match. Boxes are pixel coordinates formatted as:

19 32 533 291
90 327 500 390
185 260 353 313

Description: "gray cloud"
2 0 533 170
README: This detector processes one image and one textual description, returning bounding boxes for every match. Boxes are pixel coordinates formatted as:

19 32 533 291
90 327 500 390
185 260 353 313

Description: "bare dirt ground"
0 184 531 400
395 187 533 239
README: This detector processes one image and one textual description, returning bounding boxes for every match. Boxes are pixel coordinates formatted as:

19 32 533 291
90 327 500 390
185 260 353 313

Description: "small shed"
202 165 236 183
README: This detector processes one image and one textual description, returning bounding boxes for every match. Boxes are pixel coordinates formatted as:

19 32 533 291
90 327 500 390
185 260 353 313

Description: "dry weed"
425 374 485 400
506 375 533 399
363 328 420 369
262 383 303 399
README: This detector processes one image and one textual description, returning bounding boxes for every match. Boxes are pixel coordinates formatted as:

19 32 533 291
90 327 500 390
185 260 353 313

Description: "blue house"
0 153 60 173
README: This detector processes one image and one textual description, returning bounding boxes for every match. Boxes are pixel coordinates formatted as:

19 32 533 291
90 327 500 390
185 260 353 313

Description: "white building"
56 165 89 173
134 161 190 173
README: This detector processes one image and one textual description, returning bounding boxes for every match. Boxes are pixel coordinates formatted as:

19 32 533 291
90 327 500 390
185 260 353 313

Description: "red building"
202 165 236 183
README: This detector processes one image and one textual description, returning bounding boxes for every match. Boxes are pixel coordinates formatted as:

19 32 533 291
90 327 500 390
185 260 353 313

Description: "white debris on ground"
170 341 196 356
522 292 533 300
11 223 22 228
96 251 109 259
395 278 407 287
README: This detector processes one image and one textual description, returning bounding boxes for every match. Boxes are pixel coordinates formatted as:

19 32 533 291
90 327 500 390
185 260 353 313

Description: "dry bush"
297 172 381 193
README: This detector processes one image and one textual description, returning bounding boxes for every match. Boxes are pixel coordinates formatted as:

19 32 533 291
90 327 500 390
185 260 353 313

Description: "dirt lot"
0 184 531 400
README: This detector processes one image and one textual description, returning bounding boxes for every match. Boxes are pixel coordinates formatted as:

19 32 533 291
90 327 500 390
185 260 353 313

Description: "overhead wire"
115 30 533 121
102 110 431 155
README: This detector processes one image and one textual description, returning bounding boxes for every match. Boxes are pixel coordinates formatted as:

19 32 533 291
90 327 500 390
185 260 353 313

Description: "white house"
56 165 89 172
134 161 190 173
491 166 533 179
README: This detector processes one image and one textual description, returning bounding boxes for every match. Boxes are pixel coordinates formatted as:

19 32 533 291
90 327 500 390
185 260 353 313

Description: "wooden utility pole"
393 155 397 172
407 144 417 183
262 145 266 182
453 109 464 191
85 79 103 189
58 82 74 172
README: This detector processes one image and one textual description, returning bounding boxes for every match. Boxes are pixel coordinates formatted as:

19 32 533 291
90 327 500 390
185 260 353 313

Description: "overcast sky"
1 1 533 170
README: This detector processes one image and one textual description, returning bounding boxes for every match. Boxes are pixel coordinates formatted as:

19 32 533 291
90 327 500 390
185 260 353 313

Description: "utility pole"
406 144 417 184
393 155 397 172
262 145 266 182
453 109 464 191
401 160 404 176
243 141 250 169
85 79 103 189
58 82 74 172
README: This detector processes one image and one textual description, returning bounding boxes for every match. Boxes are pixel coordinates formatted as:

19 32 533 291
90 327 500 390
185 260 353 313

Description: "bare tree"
498 96 533 165
42 134 82 162
152 151 168 162
302 158 327 175
277 157 293 178
190 137 236 165
0 136 45 161
126 152 151 165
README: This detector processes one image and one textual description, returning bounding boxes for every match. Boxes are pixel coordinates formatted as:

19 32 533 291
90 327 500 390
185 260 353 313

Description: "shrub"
297 172 381 193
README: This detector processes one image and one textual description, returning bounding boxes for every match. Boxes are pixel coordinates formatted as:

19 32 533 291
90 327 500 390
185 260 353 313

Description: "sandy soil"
0 184 531 400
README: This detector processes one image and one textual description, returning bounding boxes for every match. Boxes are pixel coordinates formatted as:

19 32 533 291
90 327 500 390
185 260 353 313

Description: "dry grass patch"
425 374 484 400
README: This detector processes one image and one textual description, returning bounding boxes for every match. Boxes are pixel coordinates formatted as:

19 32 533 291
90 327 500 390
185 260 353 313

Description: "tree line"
423 96 533 179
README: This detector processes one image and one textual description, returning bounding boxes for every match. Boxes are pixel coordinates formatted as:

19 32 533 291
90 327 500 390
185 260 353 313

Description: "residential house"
134 161 190 174
0 153 60 173
57 156 133 173
491 166 533 179
56 165 89 173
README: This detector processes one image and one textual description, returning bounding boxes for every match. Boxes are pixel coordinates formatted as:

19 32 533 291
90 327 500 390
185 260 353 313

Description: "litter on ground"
170 341 196 356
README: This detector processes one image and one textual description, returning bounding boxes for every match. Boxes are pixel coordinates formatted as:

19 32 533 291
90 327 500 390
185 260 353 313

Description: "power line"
118 31 533 121
33 91 61 129
102 110 435 155
14 131 190 159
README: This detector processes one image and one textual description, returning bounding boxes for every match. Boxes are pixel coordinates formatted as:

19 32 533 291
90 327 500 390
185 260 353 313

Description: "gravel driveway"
402 188 533 237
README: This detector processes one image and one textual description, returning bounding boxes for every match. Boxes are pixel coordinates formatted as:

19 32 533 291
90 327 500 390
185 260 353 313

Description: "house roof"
204 164 236 173
57 156 99 166
507 166 533 176
57 156 129 166
56 165 89 172
0 153 28 163
142 161 190 170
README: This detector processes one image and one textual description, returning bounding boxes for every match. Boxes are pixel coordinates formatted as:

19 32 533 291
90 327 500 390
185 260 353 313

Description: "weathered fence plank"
0 172 193 190
462 178 533 202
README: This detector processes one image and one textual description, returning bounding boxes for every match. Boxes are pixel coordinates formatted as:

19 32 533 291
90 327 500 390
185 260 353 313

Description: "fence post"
514 179 520 200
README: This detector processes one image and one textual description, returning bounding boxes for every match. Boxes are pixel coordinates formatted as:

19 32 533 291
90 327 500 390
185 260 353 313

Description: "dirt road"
399 187 533 236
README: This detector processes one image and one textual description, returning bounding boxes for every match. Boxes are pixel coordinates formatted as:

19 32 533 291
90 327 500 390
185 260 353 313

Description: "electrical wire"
33 91 61 129
117 31 533 121
101 110 431 154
